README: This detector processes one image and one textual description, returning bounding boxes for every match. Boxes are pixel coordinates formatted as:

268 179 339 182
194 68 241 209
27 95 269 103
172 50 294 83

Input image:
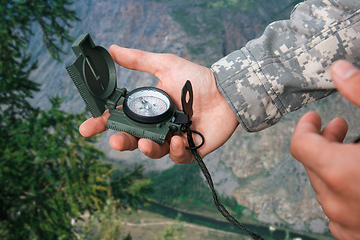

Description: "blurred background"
2 0 360 239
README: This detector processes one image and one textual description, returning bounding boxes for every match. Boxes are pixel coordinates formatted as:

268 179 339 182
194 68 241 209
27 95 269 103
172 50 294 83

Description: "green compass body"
66 34 189 144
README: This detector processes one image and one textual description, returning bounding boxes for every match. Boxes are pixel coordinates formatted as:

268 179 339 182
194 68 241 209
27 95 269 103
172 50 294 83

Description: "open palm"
79 45 239 163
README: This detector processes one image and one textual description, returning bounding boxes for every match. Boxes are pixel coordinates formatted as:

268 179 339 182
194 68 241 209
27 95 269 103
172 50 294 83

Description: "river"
145 201 318 240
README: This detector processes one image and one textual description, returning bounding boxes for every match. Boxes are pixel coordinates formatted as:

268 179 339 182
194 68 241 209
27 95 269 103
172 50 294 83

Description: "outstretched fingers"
291 111 348 176
320 117 348 143
291 112 326 168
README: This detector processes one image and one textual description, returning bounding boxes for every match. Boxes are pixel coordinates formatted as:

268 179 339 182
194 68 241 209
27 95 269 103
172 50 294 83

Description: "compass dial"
123 87 175 124
128 96 168 116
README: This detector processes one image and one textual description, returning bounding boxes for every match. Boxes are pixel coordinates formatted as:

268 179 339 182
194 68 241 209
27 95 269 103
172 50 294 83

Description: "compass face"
128 95 168 117
123 87 175 124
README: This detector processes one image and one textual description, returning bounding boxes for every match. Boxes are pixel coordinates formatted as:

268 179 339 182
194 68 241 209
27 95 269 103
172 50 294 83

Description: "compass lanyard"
183 124 264 240
186 115 360 239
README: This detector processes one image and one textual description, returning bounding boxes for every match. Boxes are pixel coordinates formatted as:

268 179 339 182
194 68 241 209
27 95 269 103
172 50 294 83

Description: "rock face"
27 0 360 234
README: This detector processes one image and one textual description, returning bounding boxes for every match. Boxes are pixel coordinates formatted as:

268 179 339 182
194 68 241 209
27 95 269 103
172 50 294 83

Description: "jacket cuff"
211 48 283 132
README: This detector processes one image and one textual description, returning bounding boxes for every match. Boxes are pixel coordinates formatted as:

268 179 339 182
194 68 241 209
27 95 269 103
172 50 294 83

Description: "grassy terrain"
118 208 333 240
119 210 247 240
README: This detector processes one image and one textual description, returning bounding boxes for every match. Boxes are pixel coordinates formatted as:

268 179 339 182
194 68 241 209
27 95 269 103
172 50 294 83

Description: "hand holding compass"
67 35 263 239
71 35 239 163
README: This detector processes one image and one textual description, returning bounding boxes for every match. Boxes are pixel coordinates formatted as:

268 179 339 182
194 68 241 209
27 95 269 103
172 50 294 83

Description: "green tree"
80 198 123 240
0 1 112 239
79 165 153 240
111 165 154 210
0 98 112 239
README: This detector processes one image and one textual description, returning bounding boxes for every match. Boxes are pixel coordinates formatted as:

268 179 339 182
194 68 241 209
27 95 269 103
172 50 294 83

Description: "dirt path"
122 219 239 236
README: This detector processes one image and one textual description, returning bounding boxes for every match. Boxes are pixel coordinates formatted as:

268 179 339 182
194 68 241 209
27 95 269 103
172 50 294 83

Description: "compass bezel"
123 87 175 124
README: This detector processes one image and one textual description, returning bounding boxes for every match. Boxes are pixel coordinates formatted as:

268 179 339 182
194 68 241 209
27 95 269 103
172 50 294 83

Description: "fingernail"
332 60 359 80
171 142 179 151
138 145 148 155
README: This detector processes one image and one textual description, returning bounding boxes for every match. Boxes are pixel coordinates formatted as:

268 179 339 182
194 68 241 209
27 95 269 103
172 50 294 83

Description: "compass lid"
66 34 117 117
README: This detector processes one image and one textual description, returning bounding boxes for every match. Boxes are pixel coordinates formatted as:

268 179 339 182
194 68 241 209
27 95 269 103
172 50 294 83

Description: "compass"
123 87 175 124
66 34 192 144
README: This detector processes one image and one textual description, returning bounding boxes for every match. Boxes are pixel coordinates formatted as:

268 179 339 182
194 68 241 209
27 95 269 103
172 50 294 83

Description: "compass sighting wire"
85 56 105 90
184 124 264 240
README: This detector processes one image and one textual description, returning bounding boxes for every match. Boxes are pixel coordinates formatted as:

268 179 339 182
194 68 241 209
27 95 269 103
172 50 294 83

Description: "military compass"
66 34 194 144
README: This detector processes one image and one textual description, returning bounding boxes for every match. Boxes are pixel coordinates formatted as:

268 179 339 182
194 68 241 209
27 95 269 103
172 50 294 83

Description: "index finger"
290 111 328 169
79 110 110 137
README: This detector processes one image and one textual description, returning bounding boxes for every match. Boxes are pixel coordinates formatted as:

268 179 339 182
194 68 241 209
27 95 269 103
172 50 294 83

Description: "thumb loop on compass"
185 126 205 151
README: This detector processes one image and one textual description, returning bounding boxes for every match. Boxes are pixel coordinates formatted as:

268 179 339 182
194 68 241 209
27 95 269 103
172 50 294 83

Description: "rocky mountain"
27 0 360 236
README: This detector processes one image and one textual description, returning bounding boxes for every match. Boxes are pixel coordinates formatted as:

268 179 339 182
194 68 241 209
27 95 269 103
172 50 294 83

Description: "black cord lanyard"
179 80 262 238
183 124 264 240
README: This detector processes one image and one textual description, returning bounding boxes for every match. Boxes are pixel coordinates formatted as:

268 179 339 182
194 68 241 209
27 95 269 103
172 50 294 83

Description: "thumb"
331 60 360 108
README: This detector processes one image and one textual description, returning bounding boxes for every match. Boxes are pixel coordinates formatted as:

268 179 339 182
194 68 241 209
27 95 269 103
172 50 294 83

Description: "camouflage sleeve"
211 0 360 132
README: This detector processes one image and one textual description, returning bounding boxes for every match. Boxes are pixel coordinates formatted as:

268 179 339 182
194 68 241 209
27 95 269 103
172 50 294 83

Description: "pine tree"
0 1 111 239
1 1 154 239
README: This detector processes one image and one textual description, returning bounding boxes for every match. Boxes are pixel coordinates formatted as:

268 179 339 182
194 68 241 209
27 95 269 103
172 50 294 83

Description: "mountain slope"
27 0 360 235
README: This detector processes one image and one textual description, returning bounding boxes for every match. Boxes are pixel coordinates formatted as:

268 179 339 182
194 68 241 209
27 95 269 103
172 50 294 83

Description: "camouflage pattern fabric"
212 0 360 132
